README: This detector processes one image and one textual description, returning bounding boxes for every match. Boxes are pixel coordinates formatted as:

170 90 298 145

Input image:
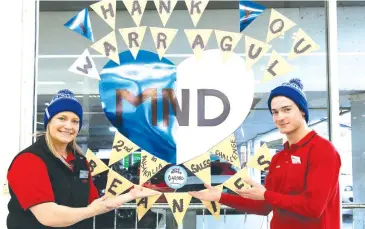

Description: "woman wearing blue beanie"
190 79 342 229
6 89 158 229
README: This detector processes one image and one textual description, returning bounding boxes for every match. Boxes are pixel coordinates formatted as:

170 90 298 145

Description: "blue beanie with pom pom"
267 78 309 123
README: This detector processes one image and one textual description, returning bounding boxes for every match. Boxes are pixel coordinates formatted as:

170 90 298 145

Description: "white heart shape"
174 49 255 164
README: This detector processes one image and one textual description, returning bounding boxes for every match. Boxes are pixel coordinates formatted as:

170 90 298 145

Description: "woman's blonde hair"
44 124 84 168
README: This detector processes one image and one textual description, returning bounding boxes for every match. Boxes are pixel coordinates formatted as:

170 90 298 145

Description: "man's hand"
236 179 266 201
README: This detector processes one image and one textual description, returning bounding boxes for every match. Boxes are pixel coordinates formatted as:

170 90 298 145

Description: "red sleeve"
264 141 341 218
219 155 277 215
7 153 55 210
86 160 99 204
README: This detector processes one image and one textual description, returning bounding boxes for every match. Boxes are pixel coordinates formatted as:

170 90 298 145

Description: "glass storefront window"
34 1 364 229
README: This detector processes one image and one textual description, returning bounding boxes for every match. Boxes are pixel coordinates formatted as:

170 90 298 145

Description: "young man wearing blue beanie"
190 79 342 229
7 89 159 229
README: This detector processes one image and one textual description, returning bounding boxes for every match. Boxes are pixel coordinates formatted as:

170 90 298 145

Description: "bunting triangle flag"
85 149 109 176
183 151 211 185
288 28 320 59
239 1 266 32
64 8 94 41
200 184 223 219
153 0 178 26
210 134 241 169
245 36 271 71
136 190 162 221
68 49 100 80
184 29 213 60
214 30 243 63
90 0 117 29
123 0 148 26
223 168 250 194
246 143 272 171
150 27 178 60
165 193 193 226
109 131 140 166
119 26 147 59
184 0 210 27
139 150 169 185
262 50 292 83
105 169 135 196
90 31 120 65
266 9 296 43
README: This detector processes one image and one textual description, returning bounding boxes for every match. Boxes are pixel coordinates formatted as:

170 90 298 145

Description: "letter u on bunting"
150 27 178 60
210 133 241 169
184 29 213 60
288 28 320 59
119 26 147 59
123 0 148 26
105 169 135 196
68 48 100 80
90 31 120 64
85 149 109 176
266 9 296 43
185 0 210 27
109 131 140 166
136 189 162 221
247 143 272 171
139 150 169 185
165 193 192 226
153 0 178 26
223 168 250 194
245 35 271 71
262 50 292 83
183 151 211 185
200 184 223 219
90 0 116 29
214 30 242 63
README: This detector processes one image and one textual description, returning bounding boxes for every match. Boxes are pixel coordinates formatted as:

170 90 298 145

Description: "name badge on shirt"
291 155 301 164
79 170 89 179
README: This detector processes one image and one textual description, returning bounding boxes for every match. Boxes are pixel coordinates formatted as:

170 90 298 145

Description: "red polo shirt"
219 131 341 229
7 152 99 210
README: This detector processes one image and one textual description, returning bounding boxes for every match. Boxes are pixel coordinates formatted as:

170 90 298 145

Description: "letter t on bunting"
200 184 223 219
109 131 140 166
247 143 272 171
210 133 241 169
139 150 169 185
183 151 211 185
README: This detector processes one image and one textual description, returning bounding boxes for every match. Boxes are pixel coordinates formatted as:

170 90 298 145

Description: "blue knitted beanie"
44 89 83 130
267 78 309 123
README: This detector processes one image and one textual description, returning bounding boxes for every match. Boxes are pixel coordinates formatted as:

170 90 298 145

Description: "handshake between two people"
88 186 161 217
